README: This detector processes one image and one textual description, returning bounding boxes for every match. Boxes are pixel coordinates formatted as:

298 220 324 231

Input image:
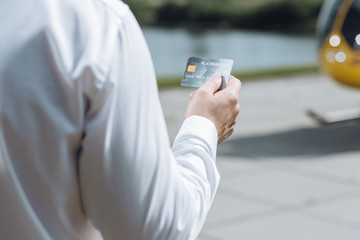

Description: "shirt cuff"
173 115 218 160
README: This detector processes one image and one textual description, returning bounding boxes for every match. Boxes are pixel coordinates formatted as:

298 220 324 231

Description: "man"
0 0 241 239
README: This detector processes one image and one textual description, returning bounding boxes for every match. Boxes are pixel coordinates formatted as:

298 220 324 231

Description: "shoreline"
157 65 320 89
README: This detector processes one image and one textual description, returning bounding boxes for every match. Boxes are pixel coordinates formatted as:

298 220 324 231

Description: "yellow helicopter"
318 0 360 88
308 0 360 124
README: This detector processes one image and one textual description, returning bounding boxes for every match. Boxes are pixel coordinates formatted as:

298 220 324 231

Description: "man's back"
0 0 126 239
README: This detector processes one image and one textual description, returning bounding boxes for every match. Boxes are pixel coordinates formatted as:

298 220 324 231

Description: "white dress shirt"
0 0 219 239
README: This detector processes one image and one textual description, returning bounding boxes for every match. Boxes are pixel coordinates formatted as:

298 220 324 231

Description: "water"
142 27 318 77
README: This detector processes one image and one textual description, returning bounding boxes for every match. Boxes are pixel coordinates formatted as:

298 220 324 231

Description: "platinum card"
181 57 234 89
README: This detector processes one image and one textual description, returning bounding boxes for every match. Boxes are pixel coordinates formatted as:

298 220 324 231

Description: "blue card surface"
181 57 234 89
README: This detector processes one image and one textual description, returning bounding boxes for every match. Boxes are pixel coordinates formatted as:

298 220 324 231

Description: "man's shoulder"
46 0 131 76
59 0 130 30
94 0 130 19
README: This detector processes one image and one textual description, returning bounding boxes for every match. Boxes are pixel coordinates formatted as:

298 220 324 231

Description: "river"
142 27 318 77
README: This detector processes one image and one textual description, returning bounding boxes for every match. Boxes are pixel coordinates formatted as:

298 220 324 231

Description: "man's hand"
185 73 241 144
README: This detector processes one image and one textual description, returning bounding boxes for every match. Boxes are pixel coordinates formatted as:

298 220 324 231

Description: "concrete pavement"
159 72 360 240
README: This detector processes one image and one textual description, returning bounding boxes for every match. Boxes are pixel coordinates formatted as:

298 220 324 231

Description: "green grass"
157 65 320 89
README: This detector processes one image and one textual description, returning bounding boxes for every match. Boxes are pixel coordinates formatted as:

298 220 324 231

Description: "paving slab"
303 195 360 228
200 211 360 240
276 152 360 184
203 192 272 228
214 157 273 180
220 168 355 206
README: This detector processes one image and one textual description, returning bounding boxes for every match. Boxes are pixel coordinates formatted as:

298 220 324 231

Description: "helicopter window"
317 0 343 47
341 0 360 50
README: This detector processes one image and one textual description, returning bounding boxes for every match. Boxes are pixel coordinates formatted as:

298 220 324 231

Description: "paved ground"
159 72 360 240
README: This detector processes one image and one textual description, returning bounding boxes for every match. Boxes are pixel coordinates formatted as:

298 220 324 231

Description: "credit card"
181 57 234 89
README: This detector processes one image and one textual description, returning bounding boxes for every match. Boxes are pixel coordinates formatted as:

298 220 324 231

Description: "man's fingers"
224 76 242 96
200 73 222 94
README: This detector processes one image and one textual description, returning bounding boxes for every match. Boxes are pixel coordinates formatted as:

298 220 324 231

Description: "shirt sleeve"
79 6 220 240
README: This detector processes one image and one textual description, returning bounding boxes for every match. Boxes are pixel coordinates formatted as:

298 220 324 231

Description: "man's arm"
79 7 240 240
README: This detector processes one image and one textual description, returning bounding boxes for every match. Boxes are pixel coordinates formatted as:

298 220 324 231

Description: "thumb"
199 73 222 94
224 75 242 96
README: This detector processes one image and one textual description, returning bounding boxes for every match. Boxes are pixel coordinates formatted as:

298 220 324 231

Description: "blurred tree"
188 0 243 22
156 0 188 22
123 0 153 23
123 0 324 32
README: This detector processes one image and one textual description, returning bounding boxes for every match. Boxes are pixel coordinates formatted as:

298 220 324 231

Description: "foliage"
123 0 153 23
123 0 325 32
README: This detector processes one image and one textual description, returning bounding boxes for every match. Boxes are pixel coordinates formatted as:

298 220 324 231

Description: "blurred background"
124 0 322 83
123 0 360 239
